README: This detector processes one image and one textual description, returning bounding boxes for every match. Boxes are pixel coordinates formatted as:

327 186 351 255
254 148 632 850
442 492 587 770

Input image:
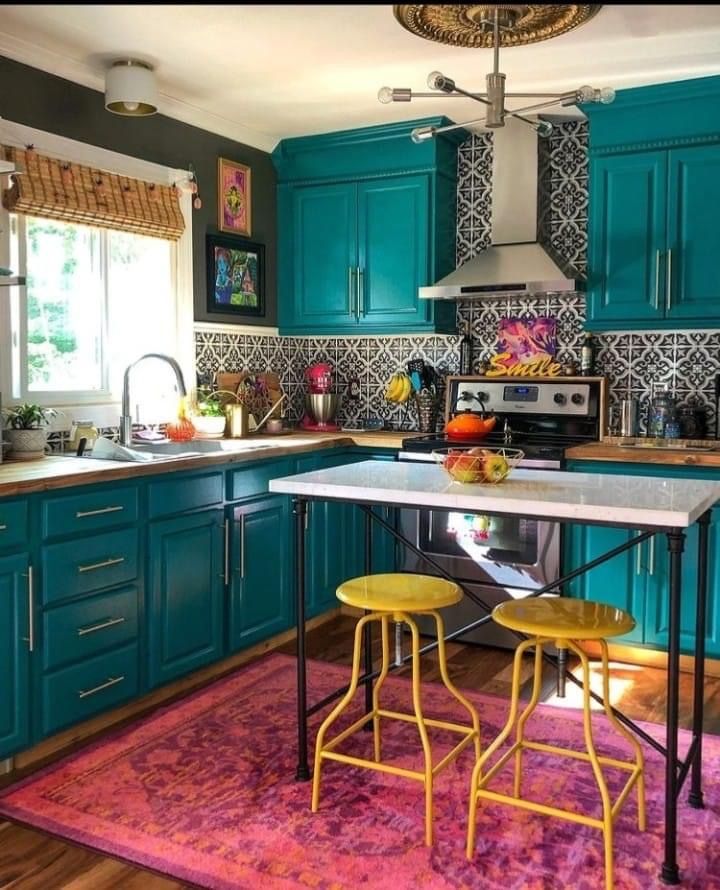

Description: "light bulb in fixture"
535 120 554 138
598 87 616 104
411 126 435 144
105 60 158 117
377 86 394 104
122 101 140 112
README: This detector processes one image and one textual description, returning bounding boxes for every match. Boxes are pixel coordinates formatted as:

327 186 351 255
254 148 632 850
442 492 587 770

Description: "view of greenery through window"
25 217 174 405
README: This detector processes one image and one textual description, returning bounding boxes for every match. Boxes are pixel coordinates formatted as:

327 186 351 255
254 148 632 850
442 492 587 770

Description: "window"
0 121 194 429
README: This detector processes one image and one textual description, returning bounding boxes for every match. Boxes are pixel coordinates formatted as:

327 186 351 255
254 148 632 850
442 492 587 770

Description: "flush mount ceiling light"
105 60 158 117
379 4 614 142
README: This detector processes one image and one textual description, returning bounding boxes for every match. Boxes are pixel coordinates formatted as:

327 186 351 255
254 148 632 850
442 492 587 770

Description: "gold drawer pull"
0 524 7 531
78 675 125 699
77 556 125 574
77 616 126 637
75 505 124 519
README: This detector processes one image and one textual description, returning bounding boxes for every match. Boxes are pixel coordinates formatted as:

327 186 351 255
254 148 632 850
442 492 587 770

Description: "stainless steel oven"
393 375 606 649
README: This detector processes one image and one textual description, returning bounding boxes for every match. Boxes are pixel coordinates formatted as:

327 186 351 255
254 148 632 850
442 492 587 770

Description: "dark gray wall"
0 55 277 326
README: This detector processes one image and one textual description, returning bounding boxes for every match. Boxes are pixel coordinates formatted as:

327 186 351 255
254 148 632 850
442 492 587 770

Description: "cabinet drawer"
40 643 139 736
42 485 138 539
148 472 223 519
228 458 293 501
0 500 29 550
43 585 139 671
42 528 139 605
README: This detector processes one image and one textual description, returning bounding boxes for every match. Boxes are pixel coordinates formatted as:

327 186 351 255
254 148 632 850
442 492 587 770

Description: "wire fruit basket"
432 446 525 484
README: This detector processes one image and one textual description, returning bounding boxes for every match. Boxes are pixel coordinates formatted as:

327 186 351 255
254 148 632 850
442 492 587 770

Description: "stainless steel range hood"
420 117 584 299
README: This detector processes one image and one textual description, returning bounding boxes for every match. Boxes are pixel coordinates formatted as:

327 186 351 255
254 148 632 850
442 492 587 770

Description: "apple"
482 453 510 483
444 451 483 483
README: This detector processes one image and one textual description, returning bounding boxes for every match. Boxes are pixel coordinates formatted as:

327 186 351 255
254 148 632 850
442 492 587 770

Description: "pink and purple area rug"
1 653 719 889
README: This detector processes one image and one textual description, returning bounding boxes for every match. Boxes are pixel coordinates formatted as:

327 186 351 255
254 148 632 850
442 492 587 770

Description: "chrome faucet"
120 353 187 446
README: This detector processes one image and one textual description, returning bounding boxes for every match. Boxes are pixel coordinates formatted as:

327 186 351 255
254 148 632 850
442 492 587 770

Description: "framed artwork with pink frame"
218 158 251 236
498 316 558 364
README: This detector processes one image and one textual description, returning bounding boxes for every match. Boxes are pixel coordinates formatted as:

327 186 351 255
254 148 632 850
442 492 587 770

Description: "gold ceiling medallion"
393 4 603 48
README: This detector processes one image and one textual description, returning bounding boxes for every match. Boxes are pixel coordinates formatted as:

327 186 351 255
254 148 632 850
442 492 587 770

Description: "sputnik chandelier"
378 4 615 143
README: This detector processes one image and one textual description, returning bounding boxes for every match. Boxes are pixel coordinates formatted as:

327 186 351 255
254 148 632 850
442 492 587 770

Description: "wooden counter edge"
566 443 720 468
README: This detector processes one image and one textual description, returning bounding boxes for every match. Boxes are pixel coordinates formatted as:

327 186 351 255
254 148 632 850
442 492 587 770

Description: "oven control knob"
476 391 489 404
553 392 566 405
571 393 585 405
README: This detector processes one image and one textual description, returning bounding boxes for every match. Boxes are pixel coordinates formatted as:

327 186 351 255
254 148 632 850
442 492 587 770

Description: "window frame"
0 119 194 429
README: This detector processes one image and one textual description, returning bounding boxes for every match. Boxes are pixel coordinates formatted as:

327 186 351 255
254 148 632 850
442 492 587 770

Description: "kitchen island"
270 460 720 885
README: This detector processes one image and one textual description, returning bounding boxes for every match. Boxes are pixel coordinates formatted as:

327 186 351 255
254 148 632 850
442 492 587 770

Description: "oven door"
398 504 559 590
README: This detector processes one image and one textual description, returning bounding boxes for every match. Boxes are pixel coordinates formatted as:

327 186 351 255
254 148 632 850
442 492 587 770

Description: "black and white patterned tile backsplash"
194 121 719 435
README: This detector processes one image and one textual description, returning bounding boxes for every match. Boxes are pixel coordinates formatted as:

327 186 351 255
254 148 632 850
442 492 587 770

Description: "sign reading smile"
486 351 562 378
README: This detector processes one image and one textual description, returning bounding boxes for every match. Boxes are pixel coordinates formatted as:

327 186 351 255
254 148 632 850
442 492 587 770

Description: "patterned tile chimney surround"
195 121 719 435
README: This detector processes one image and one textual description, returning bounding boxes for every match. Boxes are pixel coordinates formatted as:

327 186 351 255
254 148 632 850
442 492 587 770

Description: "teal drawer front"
148 472 223 518
40 643 139 736
43 585 139 671
42 528 139 605
42 485 139 539
0 500 29 550
229 458 293 501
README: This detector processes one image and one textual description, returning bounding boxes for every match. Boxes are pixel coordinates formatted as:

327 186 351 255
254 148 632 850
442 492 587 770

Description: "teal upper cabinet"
584 75 720 331
273 117 463 335
588 152 667 325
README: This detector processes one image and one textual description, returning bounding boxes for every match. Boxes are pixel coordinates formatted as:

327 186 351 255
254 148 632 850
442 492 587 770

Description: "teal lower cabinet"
0 552 30 758
228 496 292 650
566 460 720 658
148 508 225 688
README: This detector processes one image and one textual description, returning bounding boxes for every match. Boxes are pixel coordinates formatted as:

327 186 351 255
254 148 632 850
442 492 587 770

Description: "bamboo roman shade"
1 146 185 241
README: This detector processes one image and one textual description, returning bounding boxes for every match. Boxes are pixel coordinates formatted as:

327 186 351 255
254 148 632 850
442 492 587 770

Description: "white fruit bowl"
432 446 525 484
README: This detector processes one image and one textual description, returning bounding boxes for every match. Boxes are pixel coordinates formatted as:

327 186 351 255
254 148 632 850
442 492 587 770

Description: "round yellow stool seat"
336 573 462 612
493 597 635 641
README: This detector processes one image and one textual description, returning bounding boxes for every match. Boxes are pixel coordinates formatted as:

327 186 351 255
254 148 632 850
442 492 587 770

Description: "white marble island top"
269 460 720 529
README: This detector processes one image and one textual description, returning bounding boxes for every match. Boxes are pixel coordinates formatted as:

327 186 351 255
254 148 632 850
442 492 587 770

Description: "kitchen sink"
129 439 276 456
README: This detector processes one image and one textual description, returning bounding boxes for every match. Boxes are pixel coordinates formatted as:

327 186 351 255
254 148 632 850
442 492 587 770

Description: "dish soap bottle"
459 323 473 376
580 332 595 376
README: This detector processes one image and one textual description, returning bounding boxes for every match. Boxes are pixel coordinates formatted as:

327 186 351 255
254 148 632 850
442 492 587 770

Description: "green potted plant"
2 402 57 460
192 396 227 439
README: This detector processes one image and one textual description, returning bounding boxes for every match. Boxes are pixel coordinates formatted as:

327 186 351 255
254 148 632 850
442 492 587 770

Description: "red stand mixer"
300 361 341 431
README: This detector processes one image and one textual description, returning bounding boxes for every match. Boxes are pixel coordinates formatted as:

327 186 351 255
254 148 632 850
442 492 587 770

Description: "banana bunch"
385 372 413 404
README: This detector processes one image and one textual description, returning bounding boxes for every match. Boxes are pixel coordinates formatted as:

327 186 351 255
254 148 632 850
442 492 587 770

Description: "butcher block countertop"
0 430 418 497
566 438 720 468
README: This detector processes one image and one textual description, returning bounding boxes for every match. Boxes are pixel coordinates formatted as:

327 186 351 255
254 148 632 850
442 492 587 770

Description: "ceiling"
1 4 719 152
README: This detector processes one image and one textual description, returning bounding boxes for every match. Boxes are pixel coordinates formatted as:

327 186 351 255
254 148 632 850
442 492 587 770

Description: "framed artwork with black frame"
206 233 265 318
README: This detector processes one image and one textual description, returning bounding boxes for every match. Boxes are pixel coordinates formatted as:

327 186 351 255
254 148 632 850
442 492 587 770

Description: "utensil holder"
414 390 437 433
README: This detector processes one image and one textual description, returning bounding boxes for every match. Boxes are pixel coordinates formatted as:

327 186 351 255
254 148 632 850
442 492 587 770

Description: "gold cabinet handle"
77 616 126 637
666 249 672 311
77 556 125 574
22 566 34 652
78 675 125 699
654 249 661 310
75 505 124 518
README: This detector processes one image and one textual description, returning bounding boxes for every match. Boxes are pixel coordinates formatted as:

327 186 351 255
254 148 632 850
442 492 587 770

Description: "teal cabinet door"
297 452 355 617
357 175 430 328
0 553 30 757
644 514 720 658
289 182 357 330
229 496 292 649
666 145 720 321
587 152 667 327
564 524 645 644
148 509 225 688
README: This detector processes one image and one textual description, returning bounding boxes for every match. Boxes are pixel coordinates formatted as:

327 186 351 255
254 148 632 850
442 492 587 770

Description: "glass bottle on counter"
647 383 676 438
580 332 595 376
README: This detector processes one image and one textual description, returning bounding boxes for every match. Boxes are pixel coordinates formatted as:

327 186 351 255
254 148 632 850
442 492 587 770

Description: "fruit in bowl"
437 446 522 484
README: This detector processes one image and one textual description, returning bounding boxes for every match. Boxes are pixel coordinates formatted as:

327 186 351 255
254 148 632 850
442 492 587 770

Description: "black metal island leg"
689 511 711 809
661 528 685 885
294 497 310 781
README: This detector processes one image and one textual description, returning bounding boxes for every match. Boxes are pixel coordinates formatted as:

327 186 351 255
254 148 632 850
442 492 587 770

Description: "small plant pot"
192 415 227 439
5 428 48 460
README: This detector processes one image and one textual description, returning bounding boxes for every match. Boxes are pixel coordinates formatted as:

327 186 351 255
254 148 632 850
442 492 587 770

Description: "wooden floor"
2 615 719 889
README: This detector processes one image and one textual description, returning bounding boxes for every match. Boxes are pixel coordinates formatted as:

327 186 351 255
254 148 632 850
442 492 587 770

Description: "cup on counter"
619 398 638 438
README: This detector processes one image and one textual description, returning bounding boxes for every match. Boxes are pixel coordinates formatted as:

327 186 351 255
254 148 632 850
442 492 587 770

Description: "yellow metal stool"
312 573 481 845
466 598 646 890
